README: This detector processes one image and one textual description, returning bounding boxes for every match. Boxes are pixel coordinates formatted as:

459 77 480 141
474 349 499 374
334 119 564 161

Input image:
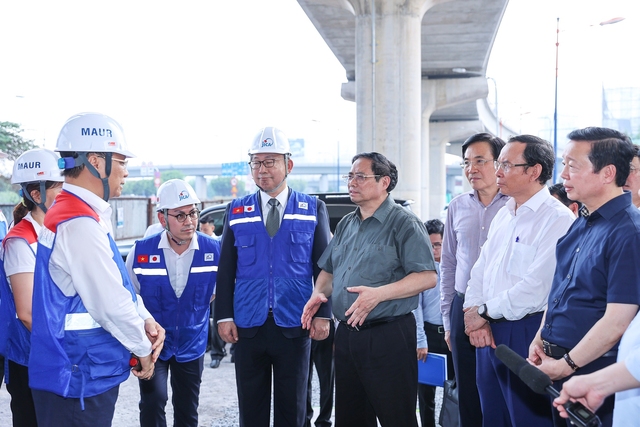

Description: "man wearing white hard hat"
28 112 165 427
216 127 332 427
126 179 219 427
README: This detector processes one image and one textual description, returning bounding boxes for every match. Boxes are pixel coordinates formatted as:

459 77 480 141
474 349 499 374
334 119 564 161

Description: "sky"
1 0 639 170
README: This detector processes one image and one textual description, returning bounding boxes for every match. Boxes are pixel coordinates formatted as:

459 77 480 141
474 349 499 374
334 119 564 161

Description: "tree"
208 177 246 197
0 121 37 160
122 179 156 197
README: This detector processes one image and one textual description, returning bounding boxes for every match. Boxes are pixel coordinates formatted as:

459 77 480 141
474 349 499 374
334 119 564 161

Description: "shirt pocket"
235 234 256 266
358 244 399 284
506 242 537 278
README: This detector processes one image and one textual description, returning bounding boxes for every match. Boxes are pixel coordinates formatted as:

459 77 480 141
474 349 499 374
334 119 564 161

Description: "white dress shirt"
463 186 575 320
126 231 198 298
4 212 40 279
48 183 153 357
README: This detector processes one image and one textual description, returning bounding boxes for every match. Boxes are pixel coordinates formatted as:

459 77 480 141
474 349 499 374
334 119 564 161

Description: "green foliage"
0 190 20 204
0 121 37 160
208 177 246 197
122 179 156 197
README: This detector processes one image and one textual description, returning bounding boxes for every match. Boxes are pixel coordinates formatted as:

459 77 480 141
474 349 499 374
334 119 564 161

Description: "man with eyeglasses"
29 113 165 427
126 179 219 427
215 127 331 427
462 135 575 427
302 151 436 427
440 132 508 427
528 128 640 427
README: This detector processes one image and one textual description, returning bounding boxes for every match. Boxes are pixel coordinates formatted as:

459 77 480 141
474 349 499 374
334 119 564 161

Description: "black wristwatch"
477 304 492 322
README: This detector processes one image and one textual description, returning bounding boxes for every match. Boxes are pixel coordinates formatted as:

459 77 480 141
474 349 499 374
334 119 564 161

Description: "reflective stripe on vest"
229 216 262 227
132 268 168 276
64 313 101 331
282 213 316 221
191 266 218 273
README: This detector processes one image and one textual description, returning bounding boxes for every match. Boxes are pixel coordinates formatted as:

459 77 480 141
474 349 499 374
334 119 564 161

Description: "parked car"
198 192 414 236
118 193 413 260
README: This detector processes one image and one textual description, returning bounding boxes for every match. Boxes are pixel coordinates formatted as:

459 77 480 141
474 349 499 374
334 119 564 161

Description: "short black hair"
351 152 398 193
549 183 583 210
507 135 555 184
567 127 634 187
462 133 506 160
199 215 215 225
424 219 444 237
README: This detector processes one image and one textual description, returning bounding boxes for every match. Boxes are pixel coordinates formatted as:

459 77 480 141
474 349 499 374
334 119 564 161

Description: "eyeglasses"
432 242 442 249
460 159 491 170
248 158 281 170
341 173 381 184
96 154 128 168
494 161 531 173
631 165 639 174
166 209 200 223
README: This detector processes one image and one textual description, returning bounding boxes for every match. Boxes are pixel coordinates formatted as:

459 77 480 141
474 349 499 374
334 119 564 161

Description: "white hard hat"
11 148 64 185
156 179 201 211
248 127 291 156
55 112 135 158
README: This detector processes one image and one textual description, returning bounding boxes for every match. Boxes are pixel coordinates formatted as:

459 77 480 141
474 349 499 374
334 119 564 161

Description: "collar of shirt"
355 193 395 223
505 186 549 216
589 191 632 221
470 190 510 207
259 187 289 216
62 182 113 234
158 230 200 254
22 211 43 236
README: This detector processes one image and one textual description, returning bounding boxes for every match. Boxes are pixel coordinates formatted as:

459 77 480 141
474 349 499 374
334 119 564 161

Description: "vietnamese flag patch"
232 206 244 214
137 255 149 263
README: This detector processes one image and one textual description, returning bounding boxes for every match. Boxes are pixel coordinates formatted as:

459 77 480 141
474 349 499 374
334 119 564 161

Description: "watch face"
478 305 486 316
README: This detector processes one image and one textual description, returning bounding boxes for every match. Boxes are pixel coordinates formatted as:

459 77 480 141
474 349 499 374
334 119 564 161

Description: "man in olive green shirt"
302 152 436 427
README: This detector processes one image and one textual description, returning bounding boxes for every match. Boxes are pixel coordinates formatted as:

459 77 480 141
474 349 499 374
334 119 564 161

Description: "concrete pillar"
348 0 436 217
421 77 489 218
318 174 329 193
428 120 484 217
195 175 207 201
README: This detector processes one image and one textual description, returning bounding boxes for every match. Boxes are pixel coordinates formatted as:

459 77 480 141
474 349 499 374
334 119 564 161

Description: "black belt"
542 340 617 360
424 322 445 334
339 313 411 332
456 292 465 301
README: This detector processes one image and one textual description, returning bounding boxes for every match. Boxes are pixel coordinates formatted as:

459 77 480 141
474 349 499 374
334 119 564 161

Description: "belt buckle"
437 326 445 334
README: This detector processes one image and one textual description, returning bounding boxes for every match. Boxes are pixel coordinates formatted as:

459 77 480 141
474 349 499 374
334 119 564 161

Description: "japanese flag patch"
150 255 161 263
245 205 255 212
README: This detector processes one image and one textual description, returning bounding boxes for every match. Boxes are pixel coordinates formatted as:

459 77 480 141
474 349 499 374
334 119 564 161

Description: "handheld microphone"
495 344 601 427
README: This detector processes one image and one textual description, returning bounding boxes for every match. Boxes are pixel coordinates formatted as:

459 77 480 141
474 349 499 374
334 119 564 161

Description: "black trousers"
450 293 483 427
417 322 454 427
334 313 418 427
139 355 204 427
33 385 119 427
6 360 38 427
235 315 311 427
306 320 335 427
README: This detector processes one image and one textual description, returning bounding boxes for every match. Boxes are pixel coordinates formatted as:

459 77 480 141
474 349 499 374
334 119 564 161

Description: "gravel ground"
0 347 443 426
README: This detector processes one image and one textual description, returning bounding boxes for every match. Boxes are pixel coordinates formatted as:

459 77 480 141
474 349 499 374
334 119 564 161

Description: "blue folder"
418 353 447 387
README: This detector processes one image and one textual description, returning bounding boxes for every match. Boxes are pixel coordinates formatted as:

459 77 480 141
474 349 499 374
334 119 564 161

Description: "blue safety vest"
132 232 219 362
29 191 135 400
0 219 38 366
228 191 317 328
